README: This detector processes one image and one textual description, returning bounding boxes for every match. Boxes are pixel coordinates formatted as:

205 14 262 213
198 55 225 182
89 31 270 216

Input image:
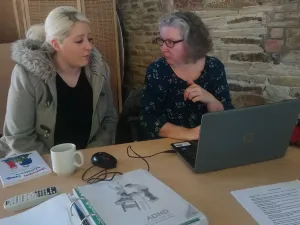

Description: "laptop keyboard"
176 141 198 166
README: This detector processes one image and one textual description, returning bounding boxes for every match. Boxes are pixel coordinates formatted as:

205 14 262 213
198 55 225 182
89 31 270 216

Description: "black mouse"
91 152 117 169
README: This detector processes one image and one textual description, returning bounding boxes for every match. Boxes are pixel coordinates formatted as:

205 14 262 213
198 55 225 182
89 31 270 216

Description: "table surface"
1 138 300 225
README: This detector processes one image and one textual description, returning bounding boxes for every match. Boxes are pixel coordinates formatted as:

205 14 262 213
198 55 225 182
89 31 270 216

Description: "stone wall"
117 0 300 107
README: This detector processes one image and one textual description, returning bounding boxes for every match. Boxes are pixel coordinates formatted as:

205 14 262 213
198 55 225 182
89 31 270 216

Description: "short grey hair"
26 6 90 45
159 12 213 63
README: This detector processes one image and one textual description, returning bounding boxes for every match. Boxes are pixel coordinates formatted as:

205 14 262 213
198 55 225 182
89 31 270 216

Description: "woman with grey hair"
140 11 234 141
0 6 117 156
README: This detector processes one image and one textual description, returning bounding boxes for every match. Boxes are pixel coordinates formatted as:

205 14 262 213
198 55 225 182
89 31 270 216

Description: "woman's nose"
85 41 93 50
160 43 169 52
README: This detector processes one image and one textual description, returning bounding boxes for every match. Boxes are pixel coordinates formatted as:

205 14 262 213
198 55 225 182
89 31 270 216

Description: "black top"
54 69 93 149
139 56 234 140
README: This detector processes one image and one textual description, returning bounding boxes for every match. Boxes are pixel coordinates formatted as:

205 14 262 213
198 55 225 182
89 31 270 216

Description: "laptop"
171 99 300 173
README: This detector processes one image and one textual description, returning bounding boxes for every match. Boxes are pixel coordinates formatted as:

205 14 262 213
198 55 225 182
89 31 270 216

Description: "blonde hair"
26 6 90 44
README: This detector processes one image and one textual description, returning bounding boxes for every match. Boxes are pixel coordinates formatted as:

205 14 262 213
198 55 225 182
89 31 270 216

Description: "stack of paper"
232 180 300 225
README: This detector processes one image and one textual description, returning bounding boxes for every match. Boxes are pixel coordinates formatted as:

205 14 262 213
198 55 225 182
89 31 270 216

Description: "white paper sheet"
0 194 81 225
231 180 300 225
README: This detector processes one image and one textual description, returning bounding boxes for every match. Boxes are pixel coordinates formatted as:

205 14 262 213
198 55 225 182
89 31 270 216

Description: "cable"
82 146 176 184
127 145 176 172
82 166 123 184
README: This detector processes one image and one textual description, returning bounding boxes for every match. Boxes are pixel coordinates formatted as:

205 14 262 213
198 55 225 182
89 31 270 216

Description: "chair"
121 200 141 212
116 87 142 144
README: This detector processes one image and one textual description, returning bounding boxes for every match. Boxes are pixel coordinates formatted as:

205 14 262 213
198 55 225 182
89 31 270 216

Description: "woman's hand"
184 80 224 112
184 80 216 104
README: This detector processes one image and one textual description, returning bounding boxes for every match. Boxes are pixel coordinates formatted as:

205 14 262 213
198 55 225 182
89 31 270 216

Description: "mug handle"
73 151 84 167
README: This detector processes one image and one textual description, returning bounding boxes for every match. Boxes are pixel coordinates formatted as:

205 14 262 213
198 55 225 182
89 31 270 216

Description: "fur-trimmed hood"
11 39 106 82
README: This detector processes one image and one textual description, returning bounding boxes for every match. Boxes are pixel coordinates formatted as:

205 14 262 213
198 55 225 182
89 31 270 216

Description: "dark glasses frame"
155 37 184 48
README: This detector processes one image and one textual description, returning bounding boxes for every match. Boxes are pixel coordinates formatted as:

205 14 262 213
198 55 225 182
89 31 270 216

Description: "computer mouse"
91 152 117 169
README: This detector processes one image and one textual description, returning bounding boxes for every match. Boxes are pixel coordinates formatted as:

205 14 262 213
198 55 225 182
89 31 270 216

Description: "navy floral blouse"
139 56 234 140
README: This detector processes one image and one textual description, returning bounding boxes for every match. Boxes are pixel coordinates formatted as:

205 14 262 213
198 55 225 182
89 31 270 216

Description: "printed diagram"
109 182 159 212
2 153 32 169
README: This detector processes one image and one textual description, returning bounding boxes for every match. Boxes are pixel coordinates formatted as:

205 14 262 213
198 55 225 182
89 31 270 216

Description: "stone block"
227 28 266 37
250 62 273 70
242 86 264 94
273 3 298 12
229 83 243 92
269 76 300 87
127 23 144 31
203 17 227 27
247 65 296 76
214 44 263 52
238 5 274 14
143 1 154 8
231 94 266 108
289 70 300 76
266 12 274 22
132 3 139 9
269 28 284 38
147 44 160 51
225 67 247 75
224 62 252 70
264 39 284 53
130 49 144 56
264 85 292 102
210 30 227 38
229 82 263 94
202 0 266 8
282 51 300 64
195 9 238 18
267 11 300 20
227 16 262 24
289 87 300 98
284 12 300 19
227 74 267 84
274 0 299 3
143 14 158 22
147 8 156 12
230 52 271 63
221 37 261 44
273 13 285 20
247 68 276 76
268 20 299 27
209 50 228 61
157 0 174 12
286 28 300 49
174 0 201 9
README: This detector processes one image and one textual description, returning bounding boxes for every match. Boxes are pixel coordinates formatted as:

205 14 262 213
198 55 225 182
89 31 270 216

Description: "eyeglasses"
155 37 183 48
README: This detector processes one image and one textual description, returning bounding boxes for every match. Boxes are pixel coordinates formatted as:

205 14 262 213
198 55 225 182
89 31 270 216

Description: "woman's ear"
50 38 61 52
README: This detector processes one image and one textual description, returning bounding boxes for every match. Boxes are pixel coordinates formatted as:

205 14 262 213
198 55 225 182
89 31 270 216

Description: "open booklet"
0 169 208 225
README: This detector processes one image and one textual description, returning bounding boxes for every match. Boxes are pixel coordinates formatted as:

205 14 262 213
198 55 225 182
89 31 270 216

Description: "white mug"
50 143 84 176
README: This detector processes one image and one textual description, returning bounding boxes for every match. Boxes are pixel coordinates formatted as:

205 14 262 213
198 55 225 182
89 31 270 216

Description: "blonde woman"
0 6 117 156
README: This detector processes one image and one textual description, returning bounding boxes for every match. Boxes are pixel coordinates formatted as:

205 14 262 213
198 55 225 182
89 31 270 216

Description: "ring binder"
81 214 97 225
69 197 87 216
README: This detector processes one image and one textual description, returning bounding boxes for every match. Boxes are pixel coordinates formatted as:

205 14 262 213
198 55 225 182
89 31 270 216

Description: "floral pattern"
139 56 234 140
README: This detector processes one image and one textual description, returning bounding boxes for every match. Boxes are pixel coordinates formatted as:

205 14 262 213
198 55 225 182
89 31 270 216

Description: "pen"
74 203 90 225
